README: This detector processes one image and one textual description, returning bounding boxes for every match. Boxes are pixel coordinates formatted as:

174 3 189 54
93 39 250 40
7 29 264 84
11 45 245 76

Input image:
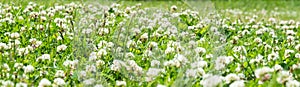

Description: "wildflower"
157 84 167 87
83 78 95 85
53 78 66 86
2 80 14 87
200 74 223 87
38 78 51 87
94 84 104 87
191 61 207 68
116 80 126 86
97 49 107 57
0 43 8 50
254 67 273 78
24 65 34 73
295 53 300 58
286 80 300 87
195 47 206 55
85 64 96 72
3 63 10 71
229 80 245 87
55 70 65 77
286 30 296 35
10 32 20 39
165 47 175 54
267 51 279 61
89 52 97 61
295 44 300 51
185 68 205 78
57 44 67 52
37 54 50 61
276 71 292 84
146 68 165 77
171 5 177 11
284 49 295 58
225 73 240 83
151 60 160 67
16 82 27 87
125 52 135 58
254 37 262 43
273 64 283 71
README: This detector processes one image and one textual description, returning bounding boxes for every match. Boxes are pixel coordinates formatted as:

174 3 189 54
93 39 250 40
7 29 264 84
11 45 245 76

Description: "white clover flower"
287 36 295 42
165 47 175 54
173 54 188 65
110 60 126 71
150 60 160 67
55 70 65 77
254 67 273 79
97 49 107 57
273 64 283 71
17 48 29 56
205 54 213 59
268 18 276 23
30 39 42 48
195 47 206 54
37 54 50 61
96 60 105 66
125 52 135 58
191 61 207 68
116 80 126 86
171 5 177 11
284 49 295 58
83 78 95 85
97 40 107 49
85 64 96 72
2 80 14 87
57 44 67 52
286 80 300 87
276 71 293 84
229 80 245 87
185 68 205 78
98 28 109 36
143 49 153 57
24 65 34 73
140 33 148 40
216 56 233 65
14 63 23 69
94 84 104 87
57 36 62 41
16 82 27 87
295 53 300 59
200 75 223 87
89 52 97 61
157 84 167 87
185 69 198 78
225 73 240 83
267 51 279 61
38 78 51 87
286 30 296 36
149 42 158 48
146 68 165 77
53 78 66 86
254 37 262 43
79 71 86 78
295 44 300 51
0 43 9 50
3 63 10 71
10 32 20 39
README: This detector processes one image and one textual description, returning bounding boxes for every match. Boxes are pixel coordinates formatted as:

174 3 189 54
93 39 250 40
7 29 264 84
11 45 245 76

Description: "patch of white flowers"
1 1 300 87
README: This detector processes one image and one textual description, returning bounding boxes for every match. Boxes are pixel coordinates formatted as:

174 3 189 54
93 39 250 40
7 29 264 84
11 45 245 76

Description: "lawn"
0 0 299 87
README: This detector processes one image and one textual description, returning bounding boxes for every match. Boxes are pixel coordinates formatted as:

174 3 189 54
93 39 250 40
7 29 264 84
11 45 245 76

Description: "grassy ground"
0 0 300 86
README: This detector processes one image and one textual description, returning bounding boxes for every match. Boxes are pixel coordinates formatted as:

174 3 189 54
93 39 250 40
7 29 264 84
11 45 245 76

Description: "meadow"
0 0 300 87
